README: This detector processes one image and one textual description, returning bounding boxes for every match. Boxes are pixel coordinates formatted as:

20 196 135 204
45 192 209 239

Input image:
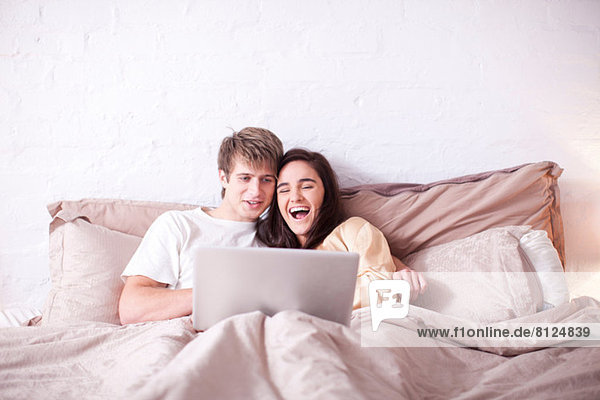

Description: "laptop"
192 246 359 331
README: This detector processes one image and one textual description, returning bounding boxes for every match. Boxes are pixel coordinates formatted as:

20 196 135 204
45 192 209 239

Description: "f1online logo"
369 280 410 332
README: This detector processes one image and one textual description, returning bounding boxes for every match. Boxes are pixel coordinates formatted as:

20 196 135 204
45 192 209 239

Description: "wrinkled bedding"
1 298 600 400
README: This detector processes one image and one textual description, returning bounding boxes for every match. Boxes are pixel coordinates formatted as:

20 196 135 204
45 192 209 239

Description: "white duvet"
1 298 600 400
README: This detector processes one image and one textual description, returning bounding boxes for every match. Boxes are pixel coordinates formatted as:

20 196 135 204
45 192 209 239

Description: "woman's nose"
290 188 304 201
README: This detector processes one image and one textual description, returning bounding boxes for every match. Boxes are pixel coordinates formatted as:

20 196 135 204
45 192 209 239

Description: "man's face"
218 159 277 222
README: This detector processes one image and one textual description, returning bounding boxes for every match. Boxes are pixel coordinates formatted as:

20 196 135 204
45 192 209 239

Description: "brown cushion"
341 161 565 266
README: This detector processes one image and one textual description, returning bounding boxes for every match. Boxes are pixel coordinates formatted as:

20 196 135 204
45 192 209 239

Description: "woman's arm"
392 256 427 299
320 217 426 307
352 219 427 300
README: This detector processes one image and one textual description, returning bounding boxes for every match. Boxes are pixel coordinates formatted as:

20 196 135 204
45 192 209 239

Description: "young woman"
257 148 426 309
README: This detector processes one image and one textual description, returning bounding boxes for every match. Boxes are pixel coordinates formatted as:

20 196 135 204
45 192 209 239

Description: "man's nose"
247 178 260 195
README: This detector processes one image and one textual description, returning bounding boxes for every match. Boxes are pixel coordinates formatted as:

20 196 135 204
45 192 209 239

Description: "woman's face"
276 160 325 246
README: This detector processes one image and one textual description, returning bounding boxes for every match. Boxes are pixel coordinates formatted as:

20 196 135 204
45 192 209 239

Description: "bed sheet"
1 298 599 400
0 306 41 328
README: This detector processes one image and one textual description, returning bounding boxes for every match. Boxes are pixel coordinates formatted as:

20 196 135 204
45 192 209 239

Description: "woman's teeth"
290 206 310 220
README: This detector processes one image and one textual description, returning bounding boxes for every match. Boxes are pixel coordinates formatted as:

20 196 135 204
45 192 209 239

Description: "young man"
118 127 283 324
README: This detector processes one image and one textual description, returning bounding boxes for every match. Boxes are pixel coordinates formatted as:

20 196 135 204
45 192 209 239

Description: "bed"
1 161 599 399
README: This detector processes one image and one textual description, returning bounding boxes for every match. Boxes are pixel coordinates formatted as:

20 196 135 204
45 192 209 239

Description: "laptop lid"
192 246 359 331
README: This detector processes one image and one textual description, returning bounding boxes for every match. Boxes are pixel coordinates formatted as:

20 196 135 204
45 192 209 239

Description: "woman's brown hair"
256 148 345 249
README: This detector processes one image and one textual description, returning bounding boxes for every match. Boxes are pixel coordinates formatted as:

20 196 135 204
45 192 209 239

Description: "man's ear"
218 170 229 188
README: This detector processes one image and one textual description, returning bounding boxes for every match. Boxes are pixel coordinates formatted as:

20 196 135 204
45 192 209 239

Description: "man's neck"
204 205 254 223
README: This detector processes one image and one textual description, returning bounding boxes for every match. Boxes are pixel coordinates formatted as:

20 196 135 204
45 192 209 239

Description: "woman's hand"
392 269 427 301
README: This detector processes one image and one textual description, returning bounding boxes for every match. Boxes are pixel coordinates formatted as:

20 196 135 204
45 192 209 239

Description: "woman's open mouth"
289 206 310 220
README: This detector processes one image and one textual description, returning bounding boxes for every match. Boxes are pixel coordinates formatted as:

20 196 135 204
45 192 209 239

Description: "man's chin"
239 209 265 222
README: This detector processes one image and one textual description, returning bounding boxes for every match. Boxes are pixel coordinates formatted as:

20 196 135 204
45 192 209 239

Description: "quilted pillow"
403 226 544 323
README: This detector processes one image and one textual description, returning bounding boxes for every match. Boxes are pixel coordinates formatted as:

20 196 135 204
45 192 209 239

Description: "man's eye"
262 178 273 183
240 176 250 182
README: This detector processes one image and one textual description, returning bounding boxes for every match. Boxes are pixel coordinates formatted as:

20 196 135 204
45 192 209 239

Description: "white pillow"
519 230 570 308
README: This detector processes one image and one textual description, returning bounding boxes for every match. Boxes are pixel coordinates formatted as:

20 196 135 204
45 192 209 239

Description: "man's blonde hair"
218 127 284 198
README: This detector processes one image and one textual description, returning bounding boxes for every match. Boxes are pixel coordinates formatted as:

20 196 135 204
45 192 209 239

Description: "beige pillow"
42 218 141 325
341 161 565 266
403 226 543 323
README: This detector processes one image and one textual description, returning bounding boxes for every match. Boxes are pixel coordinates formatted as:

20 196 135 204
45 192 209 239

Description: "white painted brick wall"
1 0 599 309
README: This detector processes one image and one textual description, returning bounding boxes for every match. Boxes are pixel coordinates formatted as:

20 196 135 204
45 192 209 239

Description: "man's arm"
118 275 192 324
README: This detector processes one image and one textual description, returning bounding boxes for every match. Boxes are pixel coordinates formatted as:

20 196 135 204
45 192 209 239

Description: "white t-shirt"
121 207 259 289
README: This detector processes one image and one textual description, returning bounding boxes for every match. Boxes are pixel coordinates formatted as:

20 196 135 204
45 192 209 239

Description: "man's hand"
392 269 427 301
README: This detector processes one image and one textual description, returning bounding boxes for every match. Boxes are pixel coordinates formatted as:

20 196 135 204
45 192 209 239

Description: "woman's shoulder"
339 216 373 229
319 217 369 251
320 216 390 258
331 217 379 237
